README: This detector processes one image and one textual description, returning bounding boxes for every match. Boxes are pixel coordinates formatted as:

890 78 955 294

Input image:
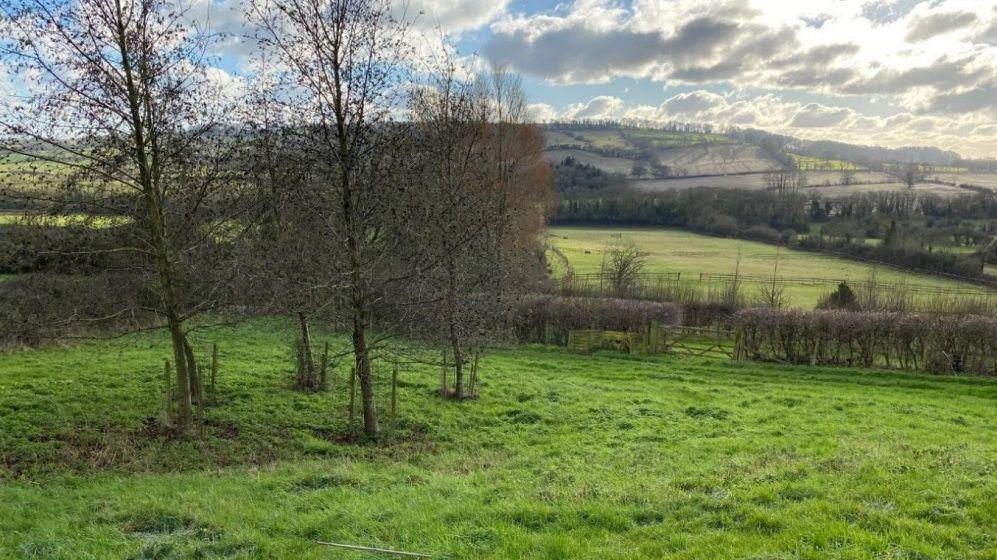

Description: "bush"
0 273 153 347
733 308 997 375
817 282 858 310
743 225 781 244
512 296 682 345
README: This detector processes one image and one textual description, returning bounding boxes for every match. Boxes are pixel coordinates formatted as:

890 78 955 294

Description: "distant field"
927 173 997 191
633 171 899 193
543 149 636 175
653 143 783 176
547 227 985 307
0 211 125 227
788 153 863 171
2 321 995 558
801 182 970 198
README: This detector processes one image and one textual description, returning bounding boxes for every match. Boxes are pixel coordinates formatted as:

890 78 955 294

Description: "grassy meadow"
1 320 995 559
546 227 987 308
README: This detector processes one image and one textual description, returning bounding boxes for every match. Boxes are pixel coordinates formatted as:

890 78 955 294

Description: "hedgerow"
733 308 997 375
512 296 682 345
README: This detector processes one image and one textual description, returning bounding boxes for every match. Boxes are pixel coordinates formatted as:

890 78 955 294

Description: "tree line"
0 0 552 436
552 187 996 280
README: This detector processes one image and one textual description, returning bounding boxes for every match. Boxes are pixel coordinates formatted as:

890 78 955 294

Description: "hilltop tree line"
0 0 551 435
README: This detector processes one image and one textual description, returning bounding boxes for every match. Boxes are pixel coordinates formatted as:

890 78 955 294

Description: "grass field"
547 227 986 307
2 320 995 558
788 154 863 171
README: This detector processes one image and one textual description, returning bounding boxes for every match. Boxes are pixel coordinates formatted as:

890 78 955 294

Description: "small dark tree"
602 244 646 298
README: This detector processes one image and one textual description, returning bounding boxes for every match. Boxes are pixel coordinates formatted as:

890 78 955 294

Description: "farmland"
927 173 997 192
787 153 863 171
546 227 987 308
632 171 903 193
2 320 995 559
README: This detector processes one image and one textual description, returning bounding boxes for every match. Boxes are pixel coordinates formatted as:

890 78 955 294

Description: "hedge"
512 296 682 345
733 308 997 375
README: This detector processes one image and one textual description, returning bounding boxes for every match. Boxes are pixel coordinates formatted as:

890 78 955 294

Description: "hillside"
3 321 995 558
544 123 997 197
543 125 784 179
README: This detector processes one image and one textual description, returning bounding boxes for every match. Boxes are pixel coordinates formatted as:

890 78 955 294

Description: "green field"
547 227 986 307
1 320 995 558
788 154 863 171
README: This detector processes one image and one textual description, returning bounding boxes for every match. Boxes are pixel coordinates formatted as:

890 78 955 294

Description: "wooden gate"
567 326 734 359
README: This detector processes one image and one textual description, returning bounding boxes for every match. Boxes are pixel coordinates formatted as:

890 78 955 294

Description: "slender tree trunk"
167 319 193 429
445 257 464 399
351 313 378 436
113 0 195 432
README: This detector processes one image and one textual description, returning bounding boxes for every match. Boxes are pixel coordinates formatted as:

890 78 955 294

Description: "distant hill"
542 121 997 195
542 124 787 179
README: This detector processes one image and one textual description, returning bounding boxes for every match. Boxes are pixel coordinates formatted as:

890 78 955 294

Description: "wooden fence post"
318 341 329 391
348 366 357 437
390 365 398 432
440 351 448 397
162 360 172 426
210 343 218 401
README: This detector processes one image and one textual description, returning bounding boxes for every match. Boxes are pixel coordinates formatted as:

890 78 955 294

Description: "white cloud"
563 96 625 120
556 91 997 157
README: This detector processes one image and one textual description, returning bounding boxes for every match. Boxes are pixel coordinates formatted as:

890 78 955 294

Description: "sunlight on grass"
0 320 995 558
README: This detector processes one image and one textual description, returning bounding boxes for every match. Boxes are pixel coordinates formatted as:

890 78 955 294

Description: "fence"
567 325 734 359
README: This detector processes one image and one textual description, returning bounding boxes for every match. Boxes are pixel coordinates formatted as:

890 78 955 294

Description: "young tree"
0 0 253 432
408 55 551 399
602 243 646 298
248 0 417 436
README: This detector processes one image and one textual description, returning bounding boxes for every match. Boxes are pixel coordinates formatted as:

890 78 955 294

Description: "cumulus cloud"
404 0 510 32
551 91 997 157
527 103 558 122
906 11 977 42
563 96 625 120
659 90 728 116
483 0 997 124
789 103 853 127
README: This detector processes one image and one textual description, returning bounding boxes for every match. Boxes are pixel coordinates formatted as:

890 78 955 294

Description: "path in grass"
547 226 984 308
1 321 995 559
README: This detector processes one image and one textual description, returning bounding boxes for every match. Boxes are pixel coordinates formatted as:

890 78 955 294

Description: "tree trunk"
167 319 193 430
352 313 378 436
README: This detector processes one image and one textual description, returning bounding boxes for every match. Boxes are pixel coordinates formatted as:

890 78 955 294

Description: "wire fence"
562 271 997 299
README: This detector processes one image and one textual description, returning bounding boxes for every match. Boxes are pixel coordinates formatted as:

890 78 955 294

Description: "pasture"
787 154 863 171
1 320 995 558
546 227 987 308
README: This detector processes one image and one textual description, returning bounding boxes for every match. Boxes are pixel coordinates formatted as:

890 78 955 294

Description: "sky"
429 0 997 158
3 0 996 157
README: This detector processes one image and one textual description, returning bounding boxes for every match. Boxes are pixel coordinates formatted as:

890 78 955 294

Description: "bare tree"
0 0 254 432
248 0 419 436
408 55 551 400
840 167 856 186
902 163 922 189
602 243 646 298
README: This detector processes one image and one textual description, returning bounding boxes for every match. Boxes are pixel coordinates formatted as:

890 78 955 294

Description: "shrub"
512 296 682 344
817 282 858 310
0 273 153 347
733 308 997 375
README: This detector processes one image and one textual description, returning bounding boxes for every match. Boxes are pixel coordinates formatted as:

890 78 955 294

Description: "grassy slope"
547 227 983 307
1 321 996 559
